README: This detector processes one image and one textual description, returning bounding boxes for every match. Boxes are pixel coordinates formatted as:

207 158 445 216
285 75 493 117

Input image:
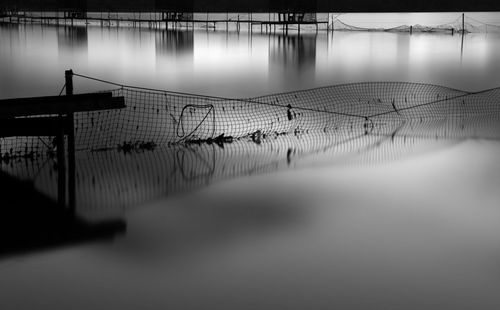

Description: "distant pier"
0 11 332 34
0 11 477 36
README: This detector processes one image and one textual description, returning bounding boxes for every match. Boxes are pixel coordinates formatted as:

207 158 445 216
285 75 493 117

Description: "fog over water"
1 12 500 310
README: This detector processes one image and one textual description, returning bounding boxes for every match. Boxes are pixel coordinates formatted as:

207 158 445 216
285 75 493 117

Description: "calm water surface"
1 13 500 310
2 13 500 98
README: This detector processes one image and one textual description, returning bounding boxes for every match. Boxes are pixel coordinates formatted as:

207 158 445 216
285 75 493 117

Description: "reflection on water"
1 78 500 255
269 34 316 87
2 15 500 310
155 30 193 57
2 22 500 98
57 26 88 51
0 170 125 258
1 93 500 308
3 100 499 220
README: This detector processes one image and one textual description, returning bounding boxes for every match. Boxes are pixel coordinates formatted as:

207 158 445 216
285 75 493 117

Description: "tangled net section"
1 79 500 162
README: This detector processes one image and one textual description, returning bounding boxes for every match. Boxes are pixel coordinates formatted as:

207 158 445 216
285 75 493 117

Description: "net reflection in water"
1 80 500 216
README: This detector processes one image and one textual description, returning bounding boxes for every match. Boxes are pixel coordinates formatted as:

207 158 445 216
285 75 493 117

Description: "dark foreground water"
1 13 500 310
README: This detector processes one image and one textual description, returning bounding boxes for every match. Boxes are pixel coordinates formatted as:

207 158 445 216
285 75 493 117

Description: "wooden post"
461 28 464 56
462 13 465 33
65 70 76 212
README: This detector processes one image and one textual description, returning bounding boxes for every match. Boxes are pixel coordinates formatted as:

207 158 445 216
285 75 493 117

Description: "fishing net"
331 14 500 33
2 78 500 163
2 76 500 214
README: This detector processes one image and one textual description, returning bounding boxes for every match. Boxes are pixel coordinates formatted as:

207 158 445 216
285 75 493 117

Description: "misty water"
1 13 500 309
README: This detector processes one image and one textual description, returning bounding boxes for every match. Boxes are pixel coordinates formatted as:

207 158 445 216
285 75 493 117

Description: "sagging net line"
2 74 500 163
331 14 500 34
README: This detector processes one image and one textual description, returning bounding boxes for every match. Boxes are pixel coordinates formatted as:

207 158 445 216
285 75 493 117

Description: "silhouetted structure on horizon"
0 0 499 12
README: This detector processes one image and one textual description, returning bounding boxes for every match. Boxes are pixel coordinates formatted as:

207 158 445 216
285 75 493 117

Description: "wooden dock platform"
0 11 333 34
0 70 125 211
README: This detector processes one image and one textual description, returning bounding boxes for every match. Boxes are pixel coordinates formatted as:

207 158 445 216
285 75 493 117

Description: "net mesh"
2 79 500 163
331 14 500 33
2 77 500 214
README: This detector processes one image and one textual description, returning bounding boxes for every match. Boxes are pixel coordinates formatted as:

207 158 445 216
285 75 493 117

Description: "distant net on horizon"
331 14 500 33
1 75 500 162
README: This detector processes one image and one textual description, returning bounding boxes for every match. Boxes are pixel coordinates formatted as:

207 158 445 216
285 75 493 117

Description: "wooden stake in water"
65 70 76 213
462 13 465 33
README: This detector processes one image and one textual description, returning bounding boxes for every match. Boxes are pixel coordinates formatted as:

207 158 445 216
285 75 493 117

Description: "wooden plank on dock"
0 93 125 118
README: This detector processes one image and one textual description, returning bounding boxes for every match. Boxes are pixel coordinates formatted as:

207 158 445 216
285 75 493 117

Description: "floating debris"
185 133 234 148
118 141 157 153
286 148 293 165
287 104 294 121
251 130 262 144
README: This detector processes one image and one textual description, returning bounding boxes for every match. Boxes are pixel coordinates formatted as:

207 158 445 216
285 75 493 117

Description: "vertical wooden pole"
461 28 464 57
462 13 465 33
65 69 76 213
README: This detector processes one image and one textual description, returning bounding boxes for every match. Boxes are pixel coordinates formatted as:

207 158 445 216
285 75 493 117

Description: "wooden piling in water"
462 13 465 33
65 70 76 213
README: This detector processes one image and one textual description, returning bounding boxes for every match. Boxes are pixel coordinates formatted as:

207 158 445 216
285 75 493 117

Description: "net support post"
65 69 76 213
